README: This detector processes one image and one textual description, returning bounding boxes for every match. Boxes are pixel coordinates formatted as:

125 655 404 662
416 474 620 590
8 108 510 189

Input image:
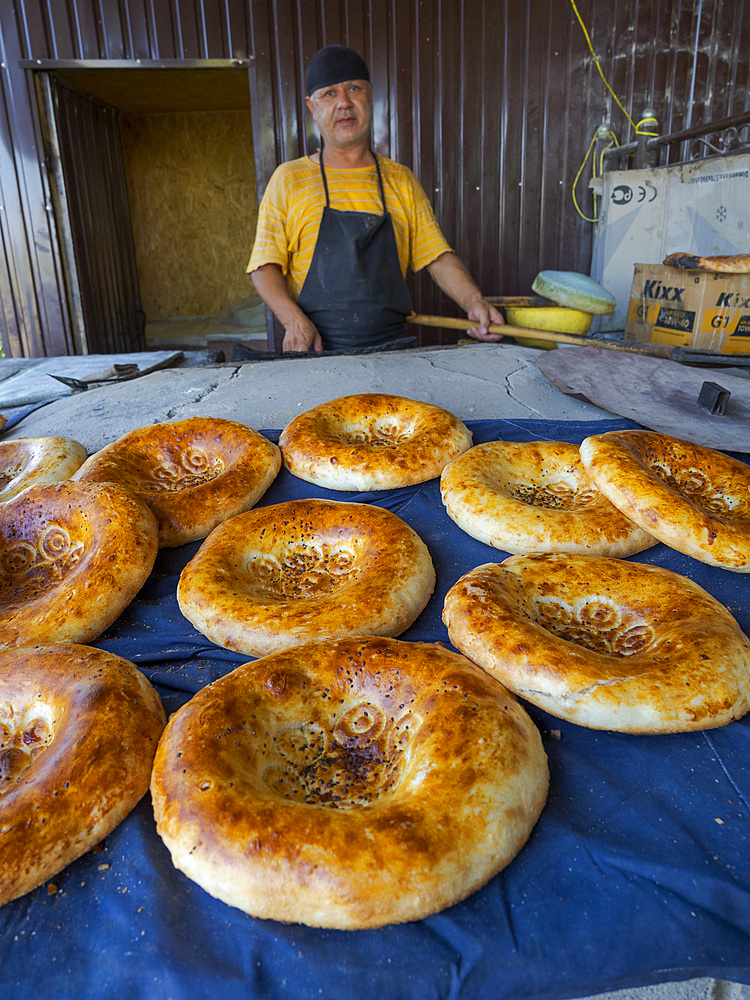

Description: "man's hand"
282 316 323 353
251 263 323 353
465 297 505 342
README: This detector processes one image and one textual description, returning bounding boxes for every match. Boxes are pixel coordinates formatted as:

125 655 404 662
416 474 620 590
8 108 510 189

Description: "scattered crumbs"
549 730 562 740
98 862 111 871
93 842 106 853
47 883 57 895
715 818 724 825
137 906 145 913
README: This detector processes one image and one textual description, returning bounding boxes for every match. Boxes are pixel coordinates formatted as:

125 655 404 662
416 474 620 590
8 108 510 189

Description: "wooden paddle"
405 313 672 357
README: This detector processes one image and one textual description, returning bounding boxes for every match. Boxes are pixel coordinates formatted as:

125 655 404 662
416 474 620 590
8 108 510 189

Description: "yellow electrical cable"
572 130 599 222
572 127 619 224
568 1 660 222
598 129 619 174
568 0 639 133
635 116 659 137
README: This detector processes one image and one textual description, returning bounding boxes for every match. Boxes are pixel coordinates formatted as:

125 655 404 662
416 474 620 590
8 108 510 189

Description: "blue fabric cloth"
2 417 749 1000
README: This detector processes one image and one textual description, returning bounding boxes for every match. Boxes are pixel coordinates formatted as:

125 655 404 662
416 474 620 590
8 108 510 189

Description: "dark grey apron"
296 152 414 351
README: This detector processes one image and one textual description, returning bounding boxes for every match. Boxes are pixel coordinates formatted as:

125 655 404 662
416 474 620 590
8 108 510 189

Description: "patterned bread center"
649 462 733 515
343 418 413 448
0 700 55 789
0 525 85 603
137 447 225 493
532 595 655 656
510 480 599 510
263 703 419 808
246 541 360 598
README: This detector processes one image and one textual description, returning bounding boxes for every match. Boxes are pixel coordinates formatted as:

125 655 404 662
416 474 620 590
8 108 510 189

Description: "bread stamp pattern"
263 704 418 808
0 525 84 601
510 481 600 509
650 463 734 515
138 448 225 493
347 422 411 447
533 596 655 656
0 701 54 785
246 542 359 598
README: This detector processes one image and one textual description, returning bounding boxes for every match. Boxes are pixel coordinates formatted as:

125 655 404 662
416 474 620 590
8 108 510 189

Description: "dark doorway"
34 61 264 356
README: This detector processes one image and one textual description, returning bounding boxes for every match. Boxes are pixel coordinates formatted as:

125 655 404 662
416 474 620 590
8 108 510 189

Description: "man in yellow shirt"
248 44 504 353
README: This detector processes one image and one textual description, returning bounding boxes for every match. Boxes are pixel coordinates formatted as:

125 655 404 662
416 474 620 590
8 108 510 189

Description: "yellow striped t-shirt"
247 155 452 300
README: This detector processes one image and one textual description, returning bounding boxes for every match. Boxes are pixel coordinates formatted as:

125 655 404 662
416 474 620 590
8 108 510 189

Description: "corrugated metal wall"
1 0 748 356
47 75 145 354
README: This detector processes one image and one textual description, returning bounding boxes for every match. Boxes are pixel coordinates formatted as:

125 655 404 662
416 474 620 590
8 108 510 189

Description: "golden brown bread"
150 635 548 928
580 430 750 572
441 440 656 556
0 643 165 906
0 480 158 649
663 252 750 273
279 393 473 490
443 554 750 733
0 437 88 502
73 416 281 547
177 498 435 656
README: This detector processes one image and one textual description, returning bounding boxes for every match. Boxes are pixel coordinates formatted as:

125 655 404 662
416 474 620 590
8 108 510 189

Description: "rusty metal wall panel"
1 0 749 356
50 76 145 354
0 4 74 356
12 0 250 63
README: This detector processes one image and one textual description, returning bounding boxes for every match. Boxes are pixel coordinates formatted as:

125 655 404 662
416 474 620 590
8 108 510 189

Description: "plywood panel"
55 67 253 113
121 109 258 319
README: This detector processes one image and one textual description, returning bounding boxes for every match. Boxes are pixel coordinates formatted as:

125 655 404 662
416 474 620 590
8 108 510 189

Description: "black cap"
305 45 370 96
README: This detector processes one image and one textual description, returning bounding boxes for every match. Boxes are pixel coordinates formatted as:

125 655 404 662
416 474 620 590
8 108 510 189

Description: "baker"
248 44 504 353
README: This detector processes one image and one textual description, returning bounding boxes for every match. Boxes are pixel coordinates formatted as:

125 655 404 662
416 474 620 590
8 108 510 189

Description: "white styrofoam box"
590 152 750 331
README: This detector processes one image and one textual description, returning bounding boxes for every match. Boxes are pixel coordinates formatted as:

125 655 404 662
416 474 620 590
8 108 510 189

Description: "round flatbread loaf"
150 635 548 928
73 417 281 547
279 393 473 490
580 430 750 572
177 498 435 656
443 554 750 733
0 480 158 649
663 252 750 274
0 643 165 906
440 440 656 556
0 437 87 502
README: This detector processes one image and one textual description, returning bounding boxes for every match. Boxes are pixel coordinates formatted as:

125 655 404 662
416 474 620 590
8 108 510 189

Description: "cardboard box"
624 263 750 353
590 153 750 334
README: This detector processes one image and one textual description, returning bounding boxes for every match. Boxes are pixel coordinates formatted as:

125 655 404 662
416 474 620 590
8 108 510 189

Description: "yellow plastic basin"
504 305 593 349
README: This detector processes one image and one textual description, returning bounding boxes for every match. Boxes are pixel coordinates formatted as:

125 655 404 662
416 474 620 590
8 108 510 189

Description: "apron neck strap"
318 148 387 214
